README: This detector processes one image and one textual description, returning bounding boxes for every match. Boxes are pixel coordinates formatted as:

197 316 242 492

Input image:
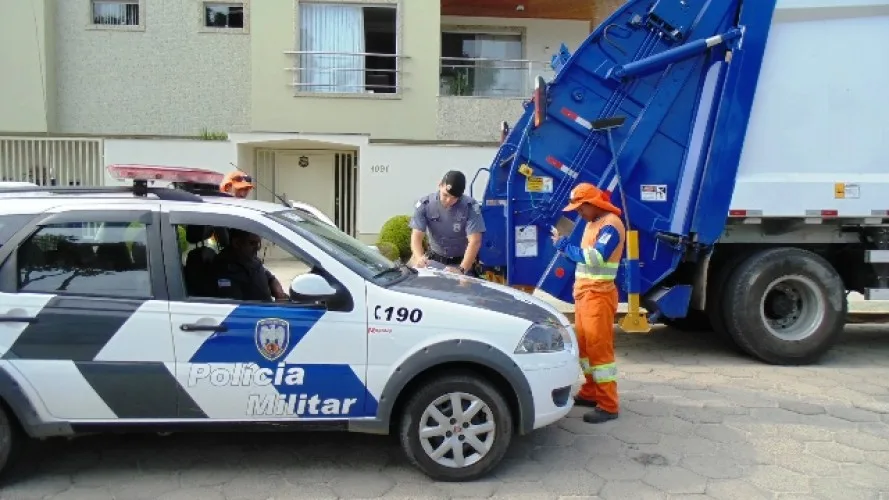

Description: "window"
268 209 403 285
17 221 151 298
175 223 314 302
92 0 140 26
0 214 34 248
440 30 525 98
297 2 398 94
204 2 244 29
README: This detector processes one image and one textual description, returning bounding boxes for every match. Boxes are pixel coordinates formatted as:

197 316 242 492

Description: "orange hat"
562 182 622 216
220 170 254 194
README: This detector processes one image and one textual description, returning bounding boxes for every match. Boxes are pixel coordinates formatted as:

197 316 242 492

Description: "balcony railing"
284 51 409 95
439 57 553 98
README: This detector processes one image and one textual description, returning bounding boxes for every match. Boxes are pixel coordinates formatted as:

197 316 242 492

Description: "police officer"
409 170 486 275
213 228 289 302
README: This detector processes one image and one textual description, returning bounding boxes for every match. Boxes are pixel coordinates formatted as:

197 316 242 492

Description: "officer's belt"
426 251 462 266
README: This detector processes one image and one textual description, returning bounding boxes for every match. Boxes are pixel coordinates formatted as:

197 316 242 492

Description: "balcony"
285 51 409 96
435 12 590 142
436 55 550 142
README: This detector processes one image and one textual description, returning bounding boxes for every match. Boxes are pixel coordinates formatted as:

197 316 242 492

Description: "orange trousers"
574 287 619 413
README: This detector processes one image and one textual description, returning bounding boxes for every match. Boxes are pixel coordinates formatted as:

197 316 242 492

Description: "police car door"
160 207 371 422
0 206 178 421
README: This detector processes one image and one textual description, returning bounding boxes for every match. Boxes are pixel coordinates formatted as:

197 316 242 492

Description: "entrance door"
274 152 335 223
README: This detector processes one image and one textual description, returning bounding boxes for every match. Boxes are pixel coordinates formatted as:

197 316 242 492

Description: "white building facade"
1 0 607 242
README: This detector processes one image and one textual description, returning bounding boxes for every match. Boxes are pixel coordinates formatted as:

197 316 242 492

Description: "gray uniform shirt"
409 192 486 259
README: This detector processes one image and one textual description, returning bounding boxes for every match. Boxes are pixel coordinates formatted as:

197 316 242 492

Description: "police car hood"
389 268 567 326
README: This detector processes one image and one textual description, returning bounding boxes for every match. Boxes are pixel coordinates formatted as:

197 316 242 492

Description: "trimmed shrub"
376 241 400 262
378 215 413 261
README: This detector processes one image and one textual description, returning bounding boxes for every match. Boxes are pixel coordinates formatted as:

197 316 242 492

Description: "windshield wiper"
373 262 413 279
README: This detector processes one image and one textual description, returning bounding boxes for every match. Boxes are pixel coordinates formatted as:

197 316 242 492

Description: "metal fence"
0 137 104 187
284 51 409 94
439 57 553 98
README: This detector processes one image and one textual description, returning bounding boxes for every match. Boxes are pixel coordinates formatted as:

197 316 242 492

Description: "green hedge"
377 215 429 262
378 215 412 261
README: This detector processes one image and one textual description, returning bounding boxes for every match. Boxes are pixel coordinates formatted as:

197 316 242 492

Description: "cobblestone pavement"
2 324 889 500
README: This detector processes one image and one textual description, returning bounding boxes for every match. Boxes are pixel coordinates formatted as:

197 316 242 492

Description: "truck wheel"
707 252 750 350
398 374 513 482
722 247 846 365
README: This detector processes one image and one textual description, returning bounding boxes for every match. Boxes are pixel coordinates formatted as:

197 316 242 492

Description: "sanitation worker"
551 182 625 424
220 170 255 198
409 170 485 276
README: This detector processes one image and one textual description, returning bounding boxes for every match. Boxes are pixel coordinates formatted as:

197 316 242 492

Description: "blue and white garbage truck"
474 0 889 365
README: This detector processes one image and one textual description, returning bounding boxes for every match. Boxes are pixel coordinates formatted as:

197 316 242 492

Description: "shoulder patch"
597 232 612 245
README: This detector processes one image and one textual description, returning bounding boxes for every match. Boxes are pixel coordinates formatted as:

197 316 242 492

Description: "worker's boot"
583 408 618 424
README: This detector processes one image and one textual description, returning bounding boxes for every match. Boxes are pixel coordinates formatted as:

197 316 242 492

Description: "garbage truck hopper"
477 0 779 325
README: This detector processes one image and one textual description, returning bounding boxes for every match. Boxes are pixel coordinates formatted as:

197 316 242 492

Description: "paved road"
2 324 889 500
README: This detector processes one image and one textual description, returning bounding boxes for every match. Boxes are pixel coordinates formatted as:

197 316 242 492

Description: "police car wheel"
0 404 21 480
399 374 513 482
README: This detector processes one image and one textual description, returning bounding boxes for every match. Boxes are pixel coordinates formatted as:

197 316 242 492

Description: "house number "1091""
370 164 389 174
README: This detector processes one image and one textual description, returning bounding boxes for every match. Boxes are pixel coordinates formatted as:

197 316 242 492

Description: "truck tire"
707 252 751 350
721 247 846 365
398 374 513 482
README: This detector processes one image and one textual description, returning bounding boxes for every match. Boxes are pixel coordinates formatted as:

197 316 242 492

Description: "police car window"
16 221 151 297
269 210 395 274
174 223 313 300
0 214 34 247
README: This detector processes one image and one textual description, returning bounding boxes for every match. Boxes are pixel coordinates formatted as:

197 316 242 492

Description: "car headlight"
514 322 573 354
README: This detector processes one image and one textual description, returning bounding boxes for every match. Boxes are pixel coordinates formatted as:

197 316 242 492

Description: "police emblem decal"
255 318 290 362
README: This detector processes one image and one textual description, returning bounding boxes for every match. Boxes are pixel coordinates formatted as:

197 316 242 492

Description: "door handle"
0 316 38 324
180 323 228 333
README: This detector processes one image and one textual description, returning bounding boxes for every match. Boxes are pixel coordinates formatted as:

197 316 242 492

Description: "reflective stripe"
579 357 592 375
575 262 619 281
592 362 617 383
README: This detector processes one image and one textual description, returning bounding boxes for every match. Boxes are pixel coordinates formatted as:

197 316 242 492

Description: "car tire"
398 373 513 482
0 403 21 481
721 247 846 365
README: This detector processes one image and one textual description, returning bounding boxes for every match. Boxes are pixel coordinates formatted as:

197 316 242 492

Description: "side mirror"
290 273 337 300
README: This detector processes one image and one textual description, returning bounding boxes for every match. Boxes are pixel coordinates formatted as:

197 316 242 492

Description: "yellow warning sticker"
525 176 553 193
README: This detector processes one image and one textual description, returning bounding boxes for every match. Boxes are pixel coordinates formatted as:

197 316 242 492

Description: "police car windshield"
268 209 408 284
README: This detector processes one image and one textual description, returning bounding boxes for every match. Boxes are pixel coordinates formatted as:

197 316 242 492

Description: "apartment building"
0 0 620 242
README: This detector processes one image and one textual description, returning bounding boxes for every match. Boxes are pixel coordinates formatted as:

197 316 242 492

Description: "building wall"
103 138 236 185
250 0 441 141
0 0 56 133
356 142 496 239
435 16 589 142
54 0 251 136
592 0 624 28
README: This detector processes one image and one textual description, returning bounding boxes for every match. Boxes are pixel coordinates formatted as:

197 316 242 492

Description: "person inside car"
213 228 289 303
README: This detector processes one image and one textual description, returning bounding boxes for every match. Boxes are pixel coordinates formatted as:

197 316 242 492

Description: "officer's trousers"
574 287 619 413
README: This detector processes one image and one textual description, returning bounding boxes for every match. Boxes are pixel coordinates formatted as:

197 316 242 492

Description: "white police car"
0 165 581 482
